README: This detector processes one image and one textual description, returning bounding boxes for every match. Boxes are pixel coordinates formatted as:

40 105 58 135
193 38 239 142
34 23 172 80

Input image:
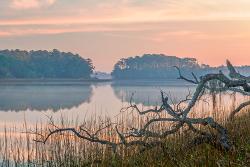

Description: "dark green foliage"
111 54 211 79
0 49 94 78
112 54 250 80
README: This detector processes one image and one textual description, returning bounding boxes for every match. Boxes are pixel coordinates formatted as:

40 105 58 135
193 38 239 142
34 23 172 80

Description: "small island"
0 49 94 79
112 54 250 80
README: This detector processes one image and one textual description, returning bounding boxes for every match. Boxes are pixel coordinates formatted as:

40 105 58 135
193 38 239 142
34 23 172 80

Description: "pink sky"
0 0 250 72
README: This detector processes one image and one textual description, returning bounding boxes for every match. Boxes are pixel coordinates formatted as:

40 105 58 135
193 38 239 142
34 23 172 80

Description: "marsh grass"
0 94 250 166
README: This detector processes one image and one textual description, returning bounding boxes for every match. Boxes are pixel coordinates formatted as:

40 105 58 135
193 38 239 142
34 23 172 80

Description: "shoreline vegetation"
0 106 249 166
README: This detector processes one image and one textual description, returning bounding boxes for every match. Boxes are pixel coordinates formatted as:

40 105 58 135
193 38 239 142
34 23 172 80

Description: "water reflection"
0 85 93 111
111 80 196 106
0 81 247 132
0 80 195 113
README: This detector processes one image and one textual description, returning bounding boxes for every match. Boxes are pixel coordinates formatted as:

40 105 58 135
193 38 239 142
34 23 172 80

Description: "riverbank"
0 78 112 85
0 78 196 86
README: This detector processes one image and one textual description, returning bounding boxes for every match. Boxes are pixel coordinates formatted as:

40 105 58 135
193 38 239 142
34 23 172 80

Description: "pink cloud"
0 23 156 38
0 31 12 37
10 0 56 10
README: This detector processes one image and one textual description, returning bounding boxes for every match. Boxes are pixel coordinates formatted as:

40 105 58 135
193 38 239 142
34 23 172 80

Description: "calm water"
0 80 244 133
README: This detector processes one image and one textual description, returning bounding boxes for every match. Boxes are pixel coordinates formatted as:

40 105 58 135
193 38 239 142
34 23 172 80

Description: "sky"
0 0 250 72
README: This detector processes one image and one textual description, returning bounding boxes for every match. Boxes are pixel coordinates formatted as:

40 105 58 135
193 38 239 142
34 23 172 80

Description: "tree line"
0 49 94 79
111 54 250 79
0 51 249 79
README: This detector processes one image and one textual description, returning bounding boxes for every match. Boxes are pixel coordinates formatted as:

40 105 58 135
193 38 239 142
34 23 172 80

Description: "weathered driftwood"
34 60 250 152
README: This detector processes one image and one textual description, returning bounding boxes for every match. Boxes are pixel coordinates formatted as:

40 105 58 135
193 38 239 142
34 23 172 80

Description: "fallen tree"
34 60 250 153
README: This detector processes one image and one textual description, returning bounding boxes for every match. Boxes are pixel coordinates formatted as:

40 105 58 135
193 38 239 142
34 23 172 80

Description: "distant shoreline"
0 78 197 86
0 78 112 85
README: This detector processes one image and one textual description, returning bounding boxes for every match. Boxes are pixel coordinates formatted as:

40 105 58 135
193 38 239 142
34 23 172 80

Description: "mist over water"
0 80 193 129
0 85 93 111
0 80 246 133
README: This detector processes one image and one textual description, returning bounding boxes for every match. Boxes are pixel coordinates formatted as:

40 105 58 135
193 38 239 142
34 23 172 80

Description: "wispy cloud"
0 31 11 37
0 23 158 37
1 0 250 27
10 0 56 10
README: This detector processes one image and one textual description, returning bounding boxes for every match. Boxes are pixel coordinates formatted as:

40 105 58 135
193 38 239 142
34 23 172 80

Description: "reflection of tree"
0 85 93 112
111 80 195 106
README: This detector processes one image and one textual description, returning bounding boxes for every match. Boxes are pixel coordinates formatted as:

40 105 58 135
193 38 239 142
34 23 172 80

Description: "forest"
1 51 250 80
112 54 250 79
0 49 94 79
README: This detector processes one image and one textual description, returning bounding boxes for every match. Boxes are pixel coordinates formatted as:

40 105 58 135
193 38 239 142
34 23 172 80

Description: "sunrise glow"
0 0 250 71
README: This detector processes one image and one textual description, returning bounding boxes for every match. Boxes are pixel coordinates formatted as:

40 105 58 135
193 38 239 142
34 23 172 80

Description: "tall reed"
0 93 249 166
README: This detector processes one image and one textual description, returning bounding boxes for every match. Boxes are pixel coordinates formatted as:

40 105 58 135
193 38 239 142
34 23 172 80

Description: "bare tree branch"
227 60 250 81
229 100 250 120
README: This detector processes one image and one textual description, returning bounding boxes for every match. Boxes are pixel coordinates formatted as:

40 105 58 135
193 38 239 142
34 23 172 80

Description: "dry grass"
0 96 250 167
